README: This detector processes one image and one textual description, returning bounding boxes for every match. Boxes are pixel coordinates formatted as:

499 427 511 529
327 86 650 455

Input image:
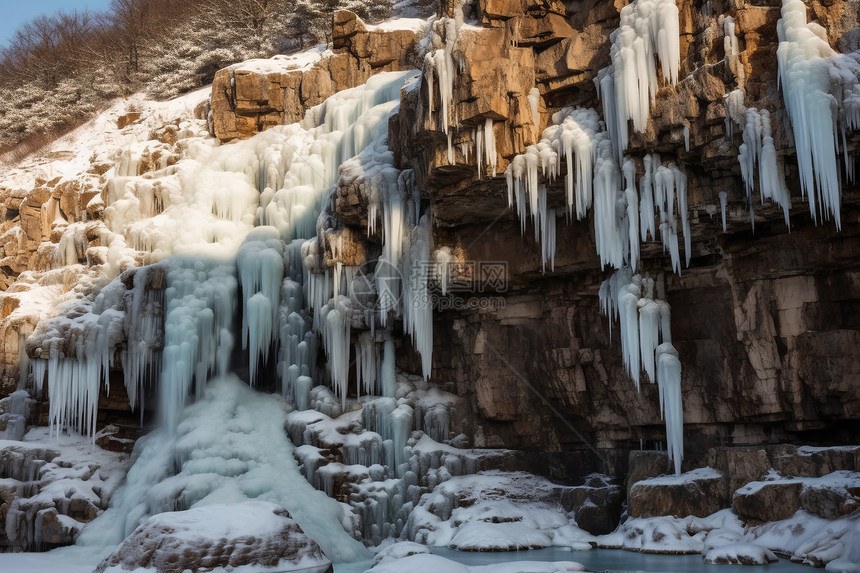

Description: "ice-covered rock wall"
1 0 860 557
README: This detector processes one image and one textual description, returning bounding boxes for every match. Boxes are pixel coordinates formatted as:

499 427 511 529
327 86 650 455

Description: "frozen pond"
335 547 818 573
0 545 822 573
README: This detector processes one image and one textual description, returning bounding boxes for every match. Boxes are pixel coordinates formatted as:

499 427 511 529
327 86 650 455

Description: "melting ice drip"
600 269 683 475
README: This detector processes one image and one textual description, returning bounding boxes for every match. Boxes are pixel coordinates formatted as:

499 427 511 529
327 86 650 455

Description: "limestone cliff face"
210 11 423 141
359 0 860 472
1 0 859 480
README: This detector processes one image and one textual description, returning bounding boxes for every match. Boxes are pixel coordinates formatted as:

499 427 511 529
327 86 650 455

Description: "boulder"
94 501 332 573
210 12 422 141
627 468 729 518
799 478 860 519
559 474 624 535
733 481 803 523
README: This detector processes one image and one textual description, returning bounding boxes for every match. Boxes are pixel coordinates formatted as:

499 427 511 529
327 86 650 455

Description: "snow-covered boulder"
366 552 587 573
628 468 728 518
94 501 333 573
733 479 803 522
703 543 778 565
405 471 595 551
800 474 860 519
371 541 432 567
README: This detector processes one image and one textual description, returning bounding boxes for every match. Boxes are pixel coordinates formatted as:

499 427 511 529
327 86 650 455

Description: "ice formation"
738 108 791 229
424 13 464 157
596 0 681 160
27 69 432 439
777 0 860 230
600 269 683 474
76 376 370 563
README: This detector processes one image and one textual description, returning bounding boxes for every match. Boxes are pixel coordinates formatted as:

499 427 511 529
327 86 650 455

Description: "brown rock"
559 474 623 534
628 468 729 518
210 12 421 141
708 447 772 495
733 481 803 523
35 508 79 546
800 481 860 519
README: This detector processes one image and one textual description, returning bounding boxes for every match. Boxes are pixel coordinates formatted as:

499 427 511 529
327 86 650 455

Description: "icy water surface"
0 545 824 572
334 547 819 573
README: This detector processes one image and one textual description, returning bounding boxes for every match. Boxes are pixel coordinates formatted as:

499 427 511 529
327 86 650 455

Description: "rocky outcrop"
559 473 624 534
0 439 127 551
625 445 860 521
628 468 728 518
376 0 860 466
94 501 333 573
733 480 803 522
210 11 423 141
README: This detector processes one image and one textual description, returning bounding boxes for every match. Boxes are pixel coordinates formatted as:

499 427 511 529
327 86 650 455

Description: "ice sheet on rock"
77 375 369 563
597 508 743 554
96 501 333 573
1 427 130 551
405 471 596 551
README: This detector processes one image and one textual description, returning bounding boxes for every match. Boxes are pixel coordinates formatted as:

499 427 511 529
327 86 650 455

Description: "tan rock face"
378 0 860 461
210 11 422 141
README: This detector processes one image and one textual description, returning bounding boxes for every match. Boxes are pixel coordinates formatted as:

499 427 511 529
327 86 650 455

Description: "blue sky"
0 1 114 49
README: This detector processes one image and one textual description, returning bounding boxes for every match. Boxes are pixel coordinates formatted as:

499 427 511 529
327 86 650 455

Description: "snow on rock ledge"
93 501 333 573
210 11 424 141
703 543 777 565
405 470 596 551
628 467 728 519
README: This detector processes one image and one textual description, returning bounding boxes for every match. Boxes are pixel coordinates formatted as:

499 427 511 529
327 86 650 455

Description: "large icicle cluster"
738 108 792 229
600 269 683 475
777 0 860 230
639 153 690 273
28 70 430 436
424 10 466 161
596 0 681 160
503 110 690 275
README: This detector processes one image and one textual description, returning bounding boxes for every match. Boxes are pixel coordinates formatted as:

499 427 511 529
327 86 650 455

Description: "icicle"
528 88 541 128
640 154 657 241
776 0 860 230
484 119 497 177
719 191 728 231
600 268 683 473
656 342 683 475
623 158 640 271
596 0 681 160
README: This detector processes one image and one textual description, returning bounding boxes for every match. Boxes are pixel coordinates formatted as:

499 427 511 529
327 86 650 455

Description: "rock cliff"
0 0 858 542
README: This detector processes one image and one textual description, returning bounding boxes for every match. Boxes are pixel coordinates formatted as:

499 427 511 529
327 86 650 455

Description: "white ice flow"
27 69 429 438
76 375 370 563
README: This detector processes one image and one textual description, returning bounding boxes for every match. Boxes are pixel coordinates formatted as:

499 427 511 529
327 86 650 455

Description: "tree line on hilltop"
0 0 393 156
